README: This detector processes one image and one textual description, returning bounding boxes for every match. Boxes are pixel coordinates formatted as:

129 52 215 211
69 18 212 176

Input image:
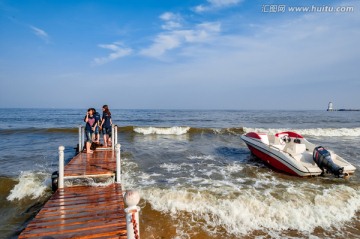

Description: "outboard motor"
51 171 59 192
313 146 344 177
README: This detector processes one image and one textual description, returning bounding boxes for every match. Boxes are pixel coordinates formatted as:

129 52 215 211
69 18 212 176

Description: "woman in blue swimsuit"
100 105 112 147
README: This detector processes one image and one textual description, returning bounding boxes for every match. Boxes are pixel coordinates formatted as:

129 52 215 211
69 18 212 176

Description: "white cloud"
140 22 221 58
160 12 182 30
159 12 177 21
30 25 50 43
209 0 241 6
197 22 221 32
93 42 132 65
194 0 242 13
140 34 181 58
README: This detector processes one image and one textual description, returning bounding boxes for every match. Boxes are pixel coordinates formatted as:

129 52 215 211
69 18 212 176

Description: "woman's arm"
84 112 89 122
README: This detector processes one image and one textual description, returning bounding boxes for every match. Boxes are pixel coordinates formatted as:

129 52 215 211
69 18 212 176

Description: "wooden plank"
26 212 125 228
20 224 127 238
33 205 124 220
19 185 127 238
63 151 117 177
19 148 128 239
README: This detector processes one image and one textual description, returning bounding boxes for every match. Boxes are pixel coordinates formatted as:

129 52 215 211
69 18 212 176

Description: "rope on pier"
131 210 140 239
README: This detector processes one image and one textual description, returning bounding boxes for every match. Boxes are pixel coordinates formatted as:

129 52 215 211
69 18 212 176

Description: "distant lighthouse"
327 102 334 111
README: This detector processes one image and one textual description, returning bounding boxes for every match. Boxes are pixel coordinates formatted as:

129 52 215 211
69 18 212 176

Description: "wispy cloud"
159 12 182 30
93 42 132 65
140 34 181 58
30 25 50 43
140 18 221 58
194 0 243 13
140 24 221 58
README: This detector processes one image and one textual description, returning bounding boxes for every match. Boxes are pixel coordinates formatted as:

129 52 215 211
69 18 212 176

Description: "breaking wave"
132 126 245 135
131 126 360 137
7 171 51 201
134 126 191 135
64 177 114 187
141 184 360 238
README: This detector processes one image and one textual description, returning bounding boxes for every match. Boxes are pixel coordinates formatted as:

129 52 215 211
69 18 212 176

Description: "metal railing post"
78 125 82 153
112 125 115 151
81 126 85 151
58 146 65 189
114 125 118 145
115 143 121 183
124 190 141 239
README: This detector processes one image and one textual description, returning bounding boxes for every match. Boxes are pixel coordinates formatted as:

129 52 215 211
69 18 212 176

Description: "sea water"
0 109 359 238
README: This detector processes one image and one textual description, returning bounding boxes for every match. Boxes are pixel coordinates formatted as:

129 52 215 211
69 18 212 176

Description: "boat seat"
286 143 306 155
274 133 288 145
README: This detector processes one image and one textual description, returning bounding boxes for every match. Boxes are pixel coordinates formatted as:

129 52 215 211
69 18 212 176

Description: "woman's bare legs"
103 134 109 147
86 141 93 153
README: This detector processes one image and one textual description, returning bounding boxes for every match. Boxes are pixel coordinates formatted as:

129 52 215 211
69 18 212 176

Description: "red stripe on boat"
245 132 262 139
275 131 304 138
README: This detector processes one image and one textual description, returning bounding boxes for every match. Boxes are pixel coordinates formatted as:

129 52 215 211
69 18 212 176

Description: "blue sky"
0 0 359 110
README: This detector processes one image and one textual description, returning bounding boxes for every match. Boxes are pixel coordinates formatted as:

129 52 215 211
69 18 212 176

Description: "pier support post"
58 146 65 189
124 190 141 239
115 144 121 183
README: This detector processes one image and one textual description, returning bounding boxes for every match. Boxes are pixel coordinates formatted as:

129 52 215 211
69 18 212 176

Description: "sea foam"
187 155 215 161
134 126 190 135
141 184 360 237
7 171 50 201
244 127 360 137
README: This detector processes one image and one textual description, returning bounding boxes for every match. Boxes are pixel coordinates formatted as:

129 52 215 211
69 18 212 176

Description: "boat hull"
241 135 322 177
247 144 300 176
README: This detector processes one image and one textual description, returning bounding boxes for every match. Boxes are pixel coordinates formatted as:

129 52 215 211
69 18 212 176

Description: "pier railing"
59 125 121 189
21 125 141 239
58 125 142 239
58 144 122 188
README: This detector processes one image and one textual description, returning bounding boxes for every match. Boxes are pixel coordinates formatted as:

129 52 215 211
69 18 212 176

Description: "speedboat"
241 131 356 177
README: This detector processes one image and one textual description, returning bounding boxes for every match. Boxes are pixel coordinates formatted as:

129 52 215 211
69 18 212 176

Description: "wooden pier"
19 147 129 238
